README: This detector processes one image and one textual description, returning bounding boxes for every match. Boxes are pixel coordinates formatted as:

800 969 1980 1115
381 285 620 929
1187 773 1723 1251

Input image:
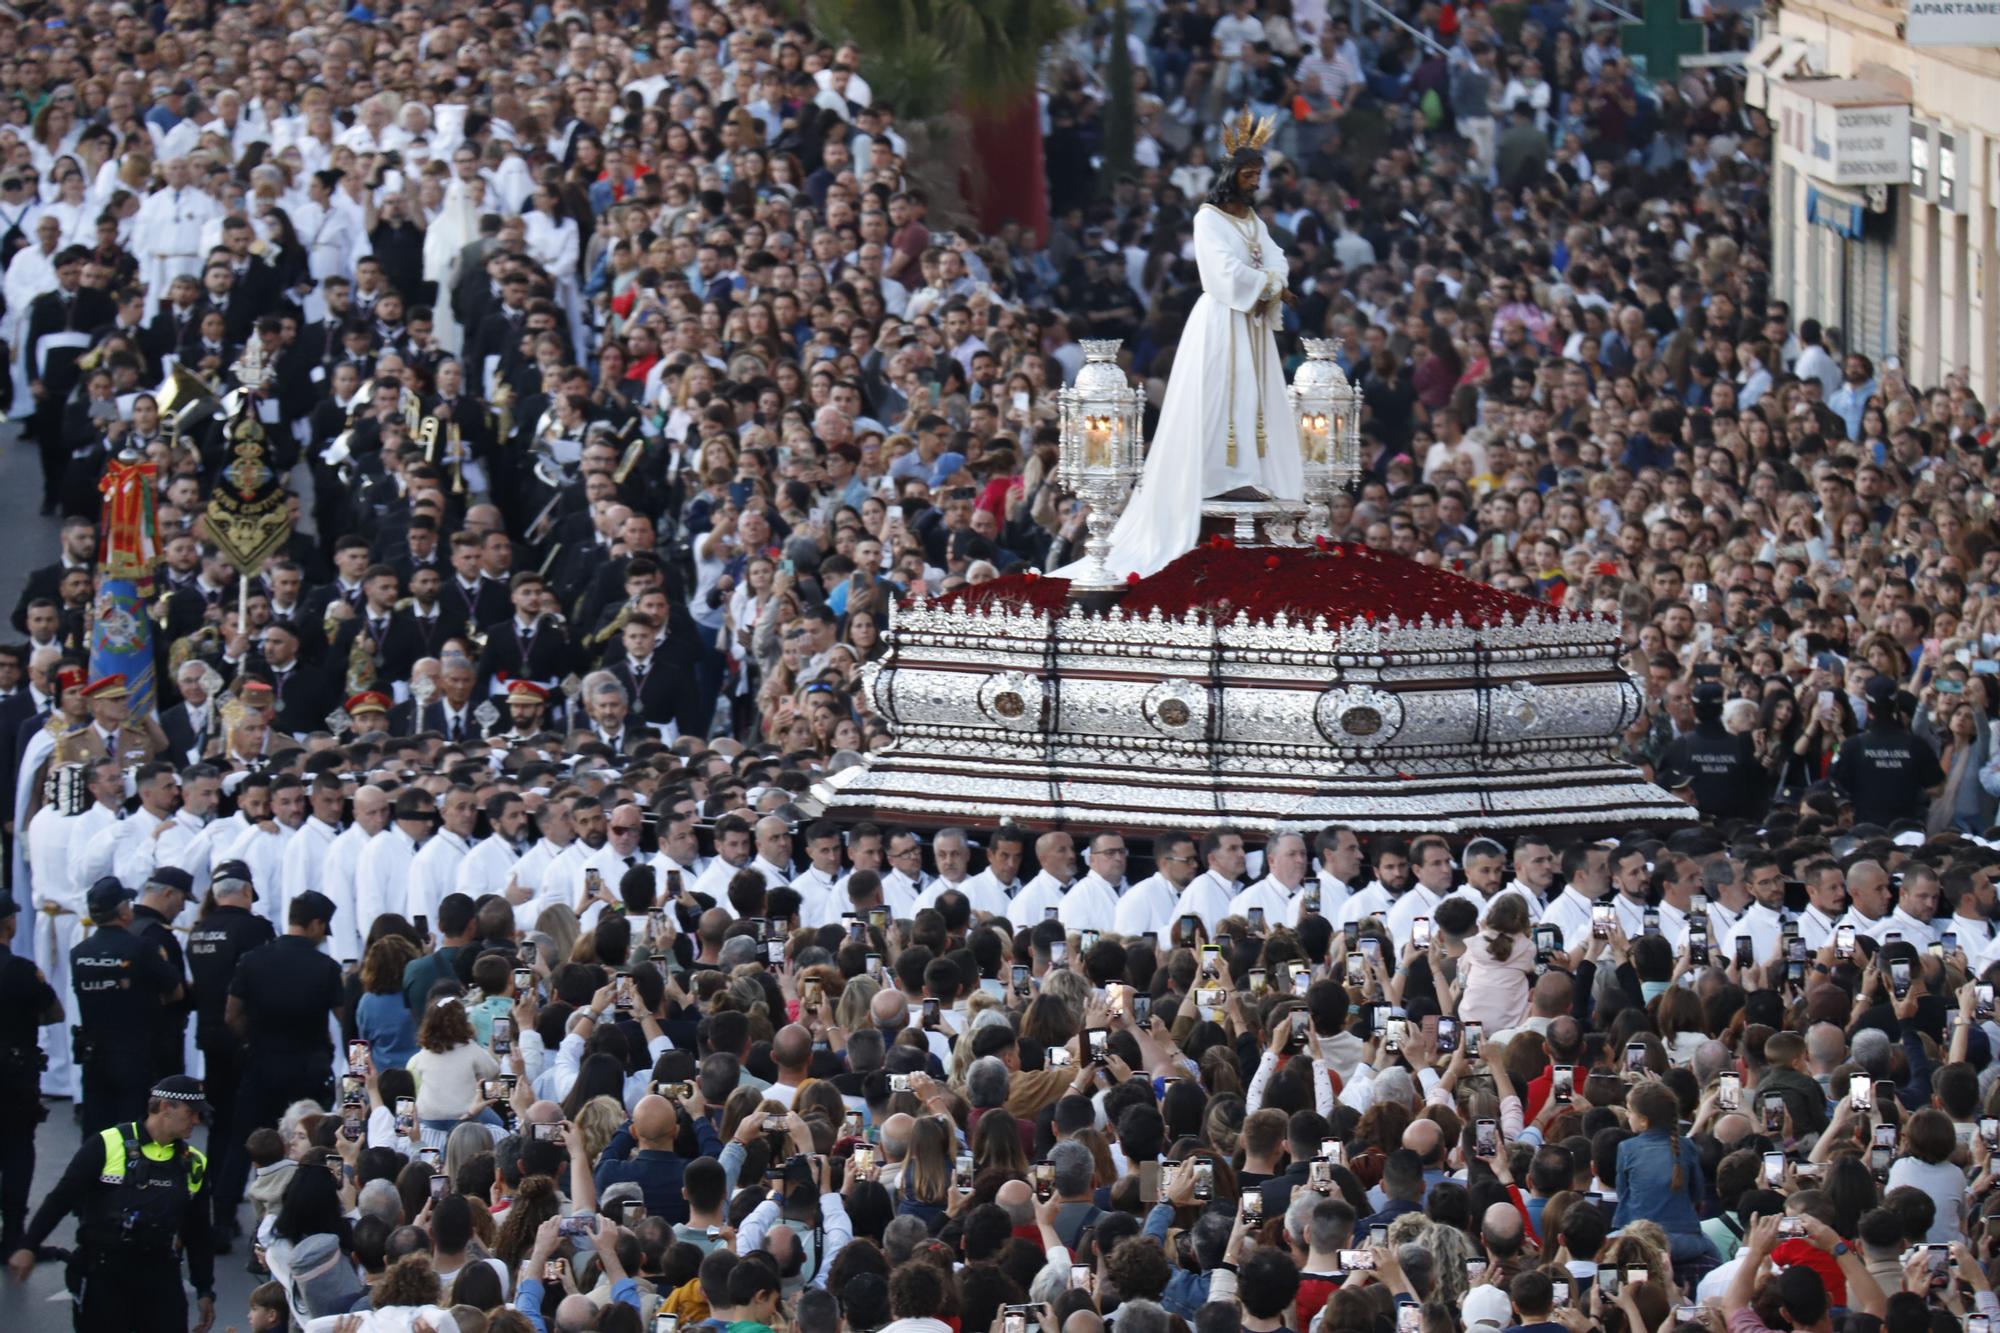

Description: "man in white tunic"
61 759 127 925
1172 827 1246 934
1486 835 1558 926
1007 830 1077 929
1059 834 1126 933
1542 845 1613 956
322 786 389 965
507 796 575 933
456 793 529 900
116 764 220 912
1384 836 1454 950
911 828 977 914
355 792 432 936
278 776 346 927
789 821 846 924
27 765 88 1097
1116 831 1199 939
407 786 478 927
135 158 221 308
1231 831 1306 926
1294 825 1364 925
227 774 306 928
955 827 1025 923
881 829 929 912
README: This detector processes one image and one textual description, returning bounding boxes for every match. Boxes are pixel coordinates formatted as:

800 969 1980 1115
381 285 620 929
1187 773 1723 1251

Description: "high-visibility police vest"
85 1124 205 1249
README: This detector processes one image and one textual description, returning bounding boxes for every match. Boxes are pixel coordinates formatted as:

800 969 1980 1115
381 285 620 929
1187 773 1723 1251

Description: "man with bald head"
592 1091 725 1224
876 1111 915 1191
323 783 389 965
1838 859 1893 942
1007 830 1075 927
1480 1201 1530 1288
765 1023 814 1107
749 814 794 889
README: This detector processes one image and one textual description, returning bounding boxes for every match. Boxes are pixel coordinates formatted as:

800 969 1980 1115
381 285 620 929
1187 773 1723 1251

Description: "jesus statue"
1063 111 1303 581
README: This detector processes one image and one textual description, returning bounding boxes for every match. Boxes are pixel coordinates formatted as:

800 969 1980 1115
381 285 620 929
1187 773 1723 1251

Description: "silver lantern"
1055 340 1146 589
1287 338 1362 536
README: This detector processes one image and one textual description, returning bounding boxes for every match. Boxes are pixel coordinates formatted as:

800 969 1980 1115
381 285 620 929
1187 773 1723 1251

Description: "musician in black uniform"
25 246 115 513
184 861 270 1242
70 877 185 1132
130 864 195 1085
0 893 62 1257
7 1075 216 1333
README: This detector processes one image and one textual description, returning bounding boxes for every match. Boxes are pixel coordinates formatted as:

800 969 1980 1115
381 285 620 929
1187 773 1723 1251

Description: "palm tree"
813 0 1077 244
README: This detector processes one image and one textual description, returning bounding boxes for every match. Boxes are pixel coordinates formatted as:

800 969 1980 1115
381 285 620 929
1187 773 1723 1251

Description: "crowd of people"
2 0 2000 1332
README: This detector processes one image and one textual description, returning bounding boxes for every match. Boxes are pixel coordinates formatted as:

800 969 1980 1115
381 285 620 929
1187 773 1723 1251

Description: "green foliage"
814 0 1078 118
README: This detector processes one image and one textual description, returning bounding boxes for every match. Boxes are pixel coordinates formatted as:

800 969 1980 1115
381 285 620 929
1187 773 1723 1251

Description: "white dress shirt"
1880 906 1940 948
1170 870 1237 934
1539 885 1600 955
64 802 123 904
456 833 523 900
1230 876 1299 928
355 827 421 935
115 810 209 907
1335 882 1394 929
1723 902 1787 967
692 855 753 917
1007 869 1072 929
910 874 973 915
554 841 644 929
1115 873 1183 937
406 828 473 927
1058 871 1122 932
1797 903 1842 953
28 805 82 916
1383 884 1445 949
954 868 1019 922
881 867 925 915
279 816 342 925
322 823 379 963
1834 906 1890 945
1486 879 1549 925
228 820 299 930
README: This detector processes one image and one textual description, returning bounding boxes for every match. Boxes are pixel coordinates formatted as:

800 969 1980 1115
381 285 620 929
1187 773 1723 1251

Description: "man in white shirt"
1723 853 1790 967
1008 829 1077 928
227 773 307 929
1487 835 1558 925
562 801 652 931
509 795 576 932
1795 857 1849 953
910 827 976 914
322 785 389 964
406 786 477 927
955 827 1025 922
748 816 795 893
789 820 846 922
1059 833 1127 932
116 763 221 910
277 774 345 926
1384 835 1454 949
355 790 433 936
1335 839 1413 930
1114 832 1197 938
1541 842 1613 956
881 828 928 912
28 770 90 1100
1297 825 1364 925
1172 827 1245 935
60 758 126 915
1644 849 1703 952
824 824 887 924
94 761 184 909
456 793 529 900
690 813 755 916
1232 831 1306 927
1878 864 1944 949
1440 838 1508 924
1606 843 1655 941
1834 859 1894 945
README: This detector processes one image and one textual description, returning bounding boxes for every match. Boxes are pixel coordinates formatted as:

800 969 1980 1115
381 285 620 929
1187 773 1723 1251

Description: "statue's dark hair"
1205 149 1266 209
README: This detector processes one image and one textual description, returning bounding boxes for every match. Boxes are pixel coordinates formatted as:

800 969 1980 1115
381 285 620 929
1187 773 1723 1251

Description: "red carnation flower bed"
925 545 1550 627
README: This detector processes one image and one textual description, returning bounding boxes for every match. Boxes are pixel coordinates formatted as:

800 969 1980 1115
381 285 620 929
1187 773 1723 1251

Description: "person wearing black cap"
70 877 186 1131
0 892 62 1258
183 860 270 1244
216 888 342 1241
1832 675 1946 828
7 1074 216 1333
1654 681 1763 823
132 866 195 1088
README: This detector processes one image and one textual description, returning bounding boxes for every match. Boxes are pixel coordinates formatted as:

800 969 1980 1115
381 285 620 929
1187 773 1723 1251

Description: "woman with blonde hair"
533 903 579 965
573 1094 625 1163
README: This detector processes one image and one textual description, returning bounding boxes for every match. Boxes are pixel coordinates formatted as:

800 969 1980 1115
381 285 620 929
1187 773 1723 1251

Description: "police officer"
1656 681 1762 822
71 877 185 1131
186 859 271 1243
131 867 194 1086
1833 674 1947 827
219 888 342 1232
0 893 63 1256
6 1075 216 1333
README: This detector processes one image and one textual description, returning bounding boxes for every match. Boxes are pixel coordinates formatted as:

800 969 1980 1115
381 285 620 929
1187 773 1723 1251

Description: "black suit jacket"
438 576 510 634
26 288 113 397
0 688 37 803
330 610 422 690
421 700 487 744
259 658 336 737
477 617 570 690
12 560 87 632
159 700 219 762
610 634 702 736
403 608 454 661
196 292 256 345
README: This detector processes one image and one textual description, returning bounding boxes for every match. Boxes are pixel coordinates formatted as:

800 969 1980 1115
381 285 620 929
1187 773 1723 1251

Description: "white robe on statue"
423 180 482 356
1060 203 1301 580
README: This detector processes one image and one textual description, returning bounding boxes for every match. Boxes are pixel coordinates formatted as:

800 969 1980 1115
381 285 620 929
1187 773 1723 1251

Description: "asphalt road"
0 418 259 1331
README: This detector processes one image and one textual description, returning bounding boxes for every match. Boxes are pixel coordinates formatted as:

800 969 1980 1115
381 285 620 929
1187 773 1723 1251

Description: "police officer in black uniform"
1833 674 1948 826
218 888 343 1237
6 1075 216 1333
0 893 63 1256
71 877 185 1132
186 859 271 1243
131 867 195 1086
1656 681 1763 822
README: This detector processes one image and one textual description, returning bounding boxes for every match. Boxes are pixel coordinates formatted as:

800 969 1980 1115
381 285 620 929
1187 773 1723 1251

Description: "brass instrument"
416 414 441 465
158 366 221 448
449 422 465 495
491 383 515 443
319 377 372 487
